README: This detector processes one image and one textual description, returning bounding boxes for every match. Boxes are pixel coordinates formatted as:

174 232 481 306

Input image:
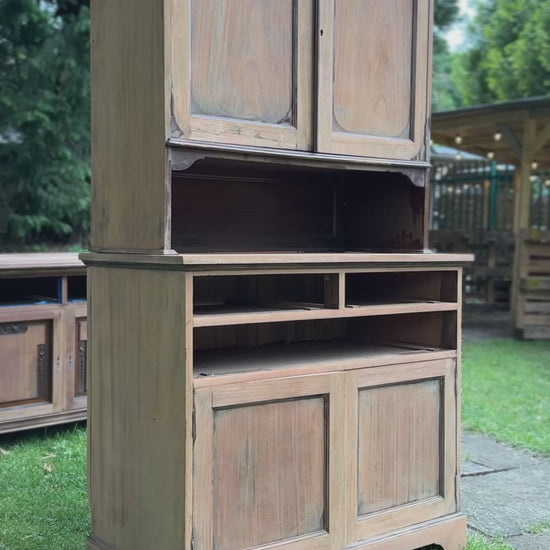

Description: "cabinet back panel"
191 0 293 123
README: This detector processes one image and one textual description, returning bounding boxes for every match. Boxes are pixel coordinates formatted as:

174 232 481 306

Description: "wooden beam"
498 123 522 163
532 121 550 156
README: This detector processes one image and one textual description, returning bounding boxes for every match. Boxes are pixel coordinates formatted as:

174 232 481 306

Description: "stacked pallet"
516 229 550 339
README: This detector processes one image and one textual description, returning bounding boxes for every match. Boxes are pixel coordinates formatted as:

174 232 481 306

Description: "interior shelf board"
193 301 458 327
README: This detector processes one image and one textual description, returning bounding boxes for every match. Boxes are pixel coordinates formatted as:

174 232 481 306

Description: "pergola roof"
432 96 550 169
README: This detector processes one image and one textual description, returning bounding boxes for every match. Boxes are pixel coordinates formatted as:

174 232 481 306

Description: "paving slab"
507 530 550 550
461 433 550 541
463 432 541 470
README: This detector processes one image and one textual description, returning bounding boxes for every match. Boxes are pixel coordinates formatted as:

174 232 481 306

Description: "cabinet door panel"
172 0 313 150
0 320 52 406
317 0 432 160
194 374 345 550
348 360 457 541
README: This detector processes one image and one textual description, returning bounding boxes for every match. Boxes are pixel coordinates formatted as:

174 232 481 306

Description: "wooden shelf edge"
81 251 474 269
194 301 458 328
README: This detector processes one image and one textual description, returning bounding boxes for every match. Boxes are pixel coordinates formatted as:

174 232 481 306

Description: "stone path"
462 433 550 549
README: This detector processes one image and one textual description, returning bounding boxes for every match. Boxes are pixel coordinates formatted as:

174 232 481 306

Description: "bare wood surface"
172 0 313 150
0 253 84 276
193 341 456 388
91 0 169 251
316 0 432 160
193 301 458 327
87 267 191 549
81 251 474 269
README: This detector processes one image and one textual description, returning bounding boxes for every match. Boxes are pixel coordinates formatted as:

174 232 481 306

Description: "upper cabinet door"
316 0 433 161
170 0 313 151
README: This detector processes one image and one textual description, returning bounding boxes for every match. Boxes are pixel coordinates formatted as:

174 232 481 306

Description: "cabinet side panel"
91 0 169 251
88 267 190 550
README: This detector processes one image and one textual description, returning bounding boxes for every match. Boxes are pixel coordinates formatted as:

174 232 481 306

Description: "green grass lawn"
1 338 549 549
462 339 550 455
0 424 90 550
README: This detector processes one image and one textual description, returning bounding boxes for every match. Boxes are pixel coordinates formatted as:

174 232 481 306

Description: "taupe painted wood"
316 0 432 160
171 0 313 150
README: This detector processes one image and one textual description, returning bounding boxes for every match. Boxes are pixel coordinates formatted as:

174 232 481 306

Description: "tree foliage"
0 0 90 249
432 0 461 111
454 0 550 106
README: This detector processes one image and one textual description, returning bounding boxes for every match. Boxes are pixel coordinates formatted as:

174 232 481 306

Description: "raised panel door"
171 0 313 150
316 0 432 161
193 373 346 550
347 359 458 541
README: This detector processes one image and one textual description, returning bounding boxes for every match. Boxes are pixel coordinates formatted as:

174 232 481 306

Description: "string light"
487 151 495 160
494 131 502 141
532 161 538 170
454 134 463 145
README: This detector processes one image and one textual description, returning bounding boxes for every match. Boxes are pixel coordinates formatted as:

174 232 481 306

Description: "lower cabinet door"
193 373 346 550
0 319 52 407
348 359 458 540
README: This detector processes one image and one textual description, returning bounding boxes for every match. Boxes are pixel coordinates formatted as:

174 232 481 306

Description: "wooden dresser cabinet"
0 253 87 433
85 2 470 550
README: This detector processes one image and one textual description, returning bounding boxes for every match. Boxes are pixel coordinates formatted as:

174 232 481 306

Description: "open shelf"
193 340 456 387
0 277 60 307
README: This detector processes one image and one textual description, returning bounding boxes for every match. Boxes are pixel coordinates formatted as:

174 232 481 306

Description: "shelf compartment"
193 340 456 388
0 277 61 307
346 271 458 306
194 311 457 385
171 160 426 253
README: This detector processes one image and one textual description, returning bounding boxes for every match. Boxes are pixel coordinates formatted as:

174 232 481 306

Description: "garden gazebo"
432 97 550 338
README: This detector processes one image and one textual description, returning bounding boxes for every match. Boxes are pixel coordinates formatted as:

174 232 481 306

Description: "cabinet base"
350 514 467 550
87 514 467 550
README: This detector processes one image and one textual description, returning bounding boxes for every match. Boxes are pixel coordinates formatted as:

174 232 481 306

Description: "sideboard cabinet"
0 253 87 433
86 2 470 550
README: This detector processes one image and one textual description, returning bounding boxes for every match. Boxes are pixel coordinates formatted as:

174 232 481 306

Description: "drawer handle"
0 323 28 336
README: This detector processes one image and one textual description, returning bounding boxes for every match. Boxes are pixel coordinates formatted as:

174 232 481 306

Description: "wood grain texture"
349 360 457 541
172 0 313 150
357 379 441 515
194 373 345 550
212 397 325 549
333 0 412 137
316 0 432 160
0 320 51 405
87 267 191 550
191 0 293 123
91 0 169 251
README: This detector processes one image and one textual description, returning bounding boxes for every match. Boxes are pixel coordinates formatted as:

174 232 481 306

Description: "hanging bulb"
532 161 538 170
494 131 502 141
454 134 463 145
487 151 495 160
